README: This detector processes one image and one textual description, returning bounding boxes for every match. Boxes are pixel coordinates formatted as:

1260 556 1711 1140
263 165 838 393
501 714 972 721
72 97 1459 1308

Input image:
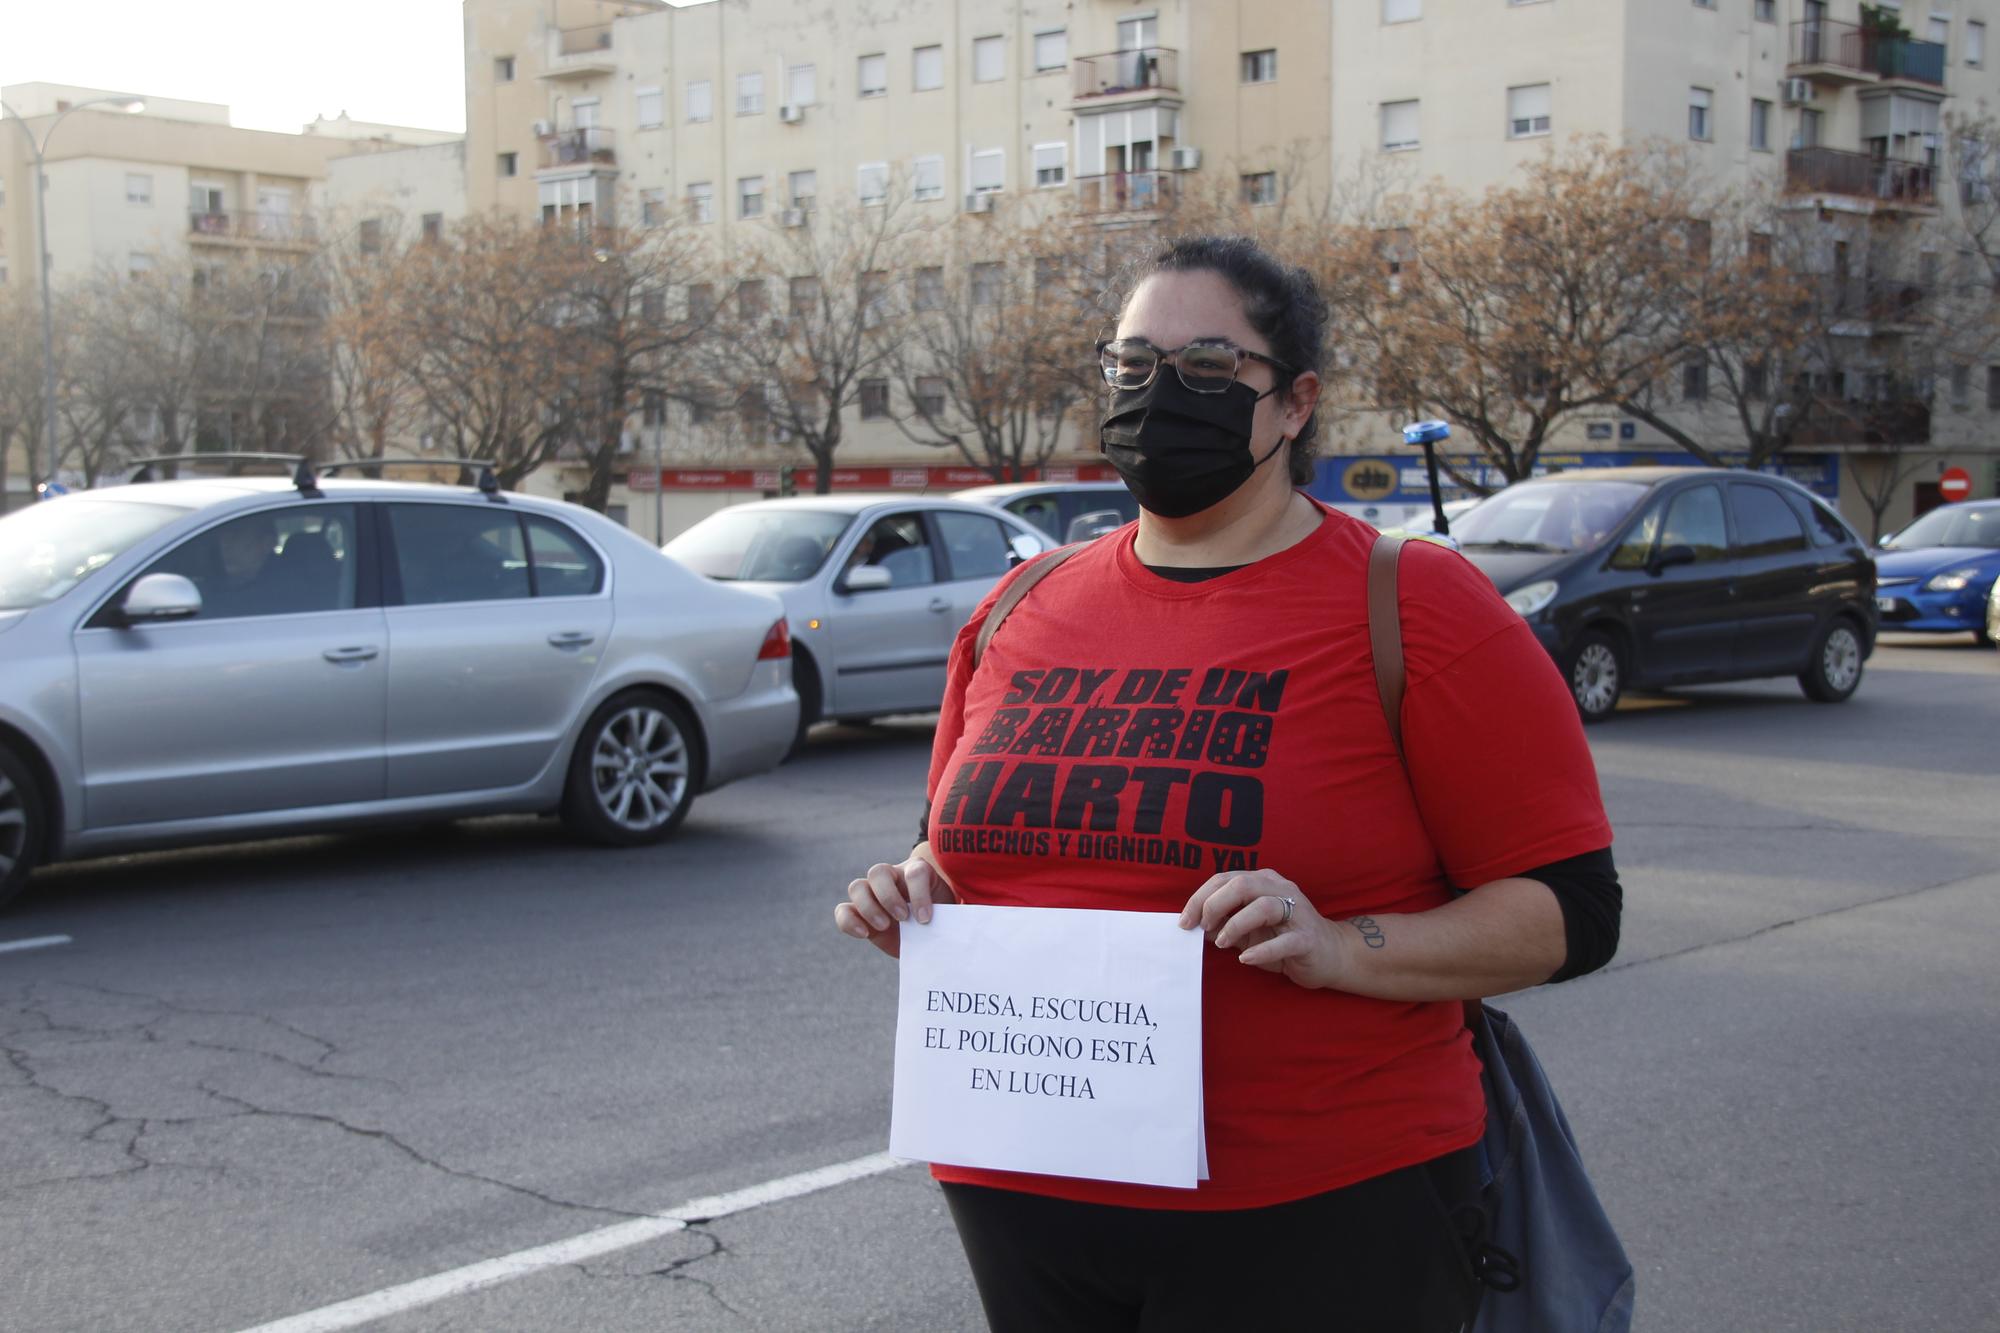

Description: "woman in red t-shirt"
835 235 1619 1333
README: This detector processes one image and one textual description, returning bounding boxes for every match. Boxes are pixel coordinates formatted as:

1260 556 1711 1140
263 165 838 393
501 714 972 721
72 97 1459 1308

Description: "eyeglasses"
1097 337 1299 394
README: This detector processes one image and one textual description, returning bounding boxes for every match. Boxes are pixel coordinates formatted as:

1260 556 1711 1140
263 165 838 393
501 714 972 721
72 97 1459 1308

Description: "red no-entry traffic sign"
1939 466 1972 503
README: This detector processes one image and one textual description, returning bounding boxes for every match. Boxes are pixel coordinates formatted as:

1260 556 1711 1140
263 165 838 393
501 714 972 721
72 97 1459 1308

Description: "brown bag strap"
972 543 1085 668
1368 533 1409 762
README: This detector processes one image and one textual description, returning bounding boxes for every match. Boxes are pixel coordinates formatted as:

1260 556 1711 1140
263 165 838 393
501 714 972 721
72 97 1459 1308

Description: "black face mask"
1099 375 1286 519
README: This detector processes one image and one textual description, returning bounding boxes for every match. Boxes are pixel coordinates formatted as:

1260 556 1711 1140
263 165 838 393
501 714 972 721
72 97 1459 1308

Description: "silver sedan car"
0 473 796 908
664 495 1055 749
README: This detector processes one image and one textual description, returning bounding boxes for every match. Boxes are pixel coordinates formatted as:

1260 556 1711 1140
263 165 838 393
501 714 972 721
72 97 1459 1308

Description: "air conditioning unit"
531 119 555 137
1169 146 1201 171
779 103 804 124
964 191 996 214
781 207 807 227
1781 78 1814 106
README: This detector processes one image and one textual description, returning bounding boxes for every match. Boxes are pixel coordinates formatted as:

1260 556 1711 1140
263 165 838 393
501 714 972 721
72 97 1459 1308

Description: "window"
789 275 820 316
1508 84 1551 138
859 270 889 325
1381 100 1420 152
636 86 663 128
738 175 765 218
789 169 816 208
386 506 530 605
1035 29 1068 72
737 72 764 115
1241 171 1278 206
1033 142 1067 187
1751 98 1772 151
970 261 1003 306
914 44 945 91
858 162 889 206
141 505 360 619
0 258 8 285
860 379 890 419
687 180 714 223
1658 485 1728 563
1682 359 1709 401
859 52 888 96
788 63 816 106
1694 0 1715 8
421 212 443 243
127 252 155 281
913 155 945 201
936 511 1016 579
1748 231 1772 265
527 517 606 597
688 283 717 322
974 35 1005 83
970 148 1004 195
1970 20 1986 65
1118 16 1158 49
641 289 666 324
1794 108 1823 150
1744 359 1769 399
1755 0 1776 18
1986 364 2000 409
1689 87 1712 141
498 152 518 177
358 217 384 254
687 80 713 122
914 266 945 310
736 279 767 319
495 55 515 82
1685 219 1712 264
1786 491 1857 547
914 377 948 419
1383 0 1421 20
845 513 935 587
1929 15 1949 54
1241 49 1277 83
126 172 152 205
1729 485 1808 557
638 188 667 226
1035 256 1063 291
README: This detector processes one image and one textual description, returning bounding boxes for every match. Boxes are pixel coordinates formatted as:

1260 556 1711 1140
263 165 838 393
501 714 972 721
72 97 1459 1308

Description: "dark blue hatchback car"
1872 499 2000 645
1455 468 1878 721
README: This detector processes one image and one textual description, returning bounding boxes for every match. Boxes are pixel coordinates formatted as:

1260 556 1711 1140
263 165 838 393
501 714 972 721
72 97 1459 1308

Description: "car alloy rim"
0 770 25 881
591 705 690 831
1823 627 1861 692
1573 643 1619 715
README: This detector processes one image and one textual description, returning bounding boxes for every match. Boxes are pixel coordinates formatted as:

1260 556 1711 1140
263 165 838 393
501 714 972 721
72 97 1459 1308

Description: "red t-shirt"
920 501 1613 1210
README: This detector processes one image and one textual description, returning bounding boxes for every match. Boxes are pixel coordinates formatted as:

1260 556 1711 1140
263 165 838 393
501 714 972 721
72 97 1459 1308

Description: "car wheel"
0 741 48 911
561 692 703 846
1562 630 1624 724
1799 618 1865 703
785 650 822 761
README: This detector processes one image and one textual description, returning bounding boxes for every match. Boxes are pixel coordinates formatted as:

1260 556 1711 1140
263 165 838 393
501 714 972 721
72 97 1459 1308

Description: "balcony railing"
1789 20 1945 86
1789 399 1931 447
1785 147 1936 208
557 23 612 55
1071 47 1178 100
538 126 616 169
1823 275 1929 321
187 211 320 243
1074 170 1178 215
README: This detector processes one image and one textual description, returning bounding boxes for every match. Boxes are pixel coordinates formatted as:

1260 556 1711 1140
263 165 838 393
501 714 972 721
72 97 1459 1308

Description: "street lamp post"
0 95 145 494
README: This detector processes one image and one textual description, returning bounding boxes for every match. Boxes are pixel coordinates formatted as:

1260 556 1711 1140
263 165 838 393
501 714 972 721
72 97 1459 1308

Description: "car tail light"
757 618 791 660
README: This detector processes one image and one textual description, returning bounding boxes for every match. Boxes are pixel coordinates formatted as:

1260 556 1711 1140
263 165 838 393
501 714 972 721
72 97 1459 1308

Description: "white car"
665 495 1055 749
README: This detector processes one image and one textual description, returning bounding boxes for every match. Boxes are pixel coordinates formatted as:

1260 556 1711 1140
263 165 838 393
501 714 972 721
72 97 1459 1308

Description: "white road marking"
0 935 72 955
231 1151 909 1333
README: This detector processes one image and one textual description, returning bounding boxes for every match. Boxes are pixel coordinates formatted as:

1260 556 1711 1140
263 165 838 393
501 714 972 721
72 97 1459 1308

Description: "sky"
0 1 703 137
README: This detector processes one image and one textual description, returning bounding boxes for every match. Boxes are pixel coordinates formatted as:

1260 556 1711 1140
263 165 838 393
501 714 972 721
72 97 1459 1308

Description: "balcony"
1074 169 1178 216
1789 20 1945 88
1789 399 1931 447
541 23 616 79
1785 147 1936 213
187 211 320 247
537 126 616 170
1071 47 1179 105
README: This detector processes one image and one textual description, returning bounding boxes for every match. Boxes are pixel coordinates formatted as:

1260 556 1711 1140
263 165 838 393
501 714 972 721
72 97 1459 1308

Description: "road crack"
575 1225 746 1321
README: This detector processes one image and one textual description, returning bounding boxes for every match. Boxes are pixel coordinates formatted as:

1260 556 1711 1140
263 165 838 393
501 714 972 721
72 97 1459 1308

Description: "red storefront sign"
629 464 1117 492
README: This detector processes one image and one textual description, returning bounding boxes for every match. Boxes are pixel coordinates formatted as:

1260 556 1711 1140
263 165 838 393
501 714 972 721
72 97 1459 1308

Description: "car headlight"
1503 579 1560 617
1923 566 1983 592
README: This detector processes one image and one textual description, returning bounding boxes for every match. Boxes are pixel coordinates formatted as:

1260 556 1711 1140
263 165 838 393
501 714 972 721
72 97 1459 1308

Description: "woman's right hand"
835 843 956 959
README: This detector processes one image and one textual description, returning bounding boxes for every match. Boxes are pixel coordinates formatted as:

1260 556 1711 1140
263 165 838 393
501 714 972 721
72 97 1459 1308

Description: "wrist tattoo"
1350 916 1387 950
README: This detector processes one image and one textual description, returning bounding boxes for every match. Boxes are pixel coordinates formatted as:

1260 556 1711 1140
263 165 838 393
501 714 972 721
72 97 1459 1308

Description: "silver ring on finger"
1279 895 1296 927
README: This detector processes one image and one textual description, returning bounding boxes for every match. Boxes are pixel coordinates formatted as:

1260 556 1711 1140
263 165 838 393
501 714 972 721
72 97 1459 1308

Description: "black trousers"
941 1148 1484 1333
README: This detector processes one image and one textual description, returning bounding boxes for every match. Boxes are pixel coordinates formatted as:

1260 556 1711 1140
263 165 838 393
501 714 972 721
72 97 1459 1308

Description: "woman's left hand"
1179 868 1351 991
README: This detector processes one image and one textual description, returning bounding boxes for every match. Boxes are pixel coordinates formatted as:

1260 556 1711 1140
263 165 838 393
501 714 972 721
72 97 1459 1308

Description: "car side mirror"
1064 509 1126 544
1648 544 1697 575
118 573 203 624
841 565 893 593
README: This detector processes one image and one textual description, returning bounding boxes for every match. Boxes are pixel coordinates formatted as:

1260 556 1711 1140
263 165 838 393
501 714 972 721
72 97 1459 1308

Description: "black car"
1453 468 1877 722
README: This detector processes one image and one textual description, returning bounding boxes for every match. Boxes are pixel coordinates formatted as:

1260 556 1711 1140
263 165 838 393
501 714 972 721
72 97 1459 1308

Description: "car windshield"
663 508 855 582
1451 480 1647 554
0 498 189 610
1882 504 2000 551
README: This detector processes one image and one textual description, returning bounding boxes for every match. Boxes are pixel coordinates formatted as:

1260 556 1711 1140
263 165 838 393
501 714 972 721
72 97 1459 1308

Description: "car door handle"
322 645 379 664
927 598 950 614
547 631 596 649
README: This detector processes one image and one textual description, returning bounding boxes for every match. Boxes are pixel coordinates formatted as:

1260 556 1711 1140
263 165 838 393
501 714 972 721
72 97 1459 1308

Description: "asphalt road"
3 635 1996 1333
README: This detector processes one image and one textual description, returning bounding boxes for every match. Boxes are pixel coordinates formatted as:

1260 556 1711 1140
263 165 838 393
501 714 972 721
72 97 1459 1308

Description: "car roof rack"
314 457 506 502
128 452 308 484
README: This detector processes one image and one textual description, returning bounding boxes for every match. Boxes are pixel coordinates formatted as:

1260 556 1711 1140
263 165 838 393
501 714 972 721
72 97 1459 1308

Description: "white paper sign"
890 903 1205 1189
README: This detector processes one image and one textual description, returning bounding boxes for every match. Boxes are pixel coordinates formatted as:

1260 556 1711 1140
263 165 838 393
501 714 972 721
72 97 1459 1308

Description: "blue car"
1873 498 2000 644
